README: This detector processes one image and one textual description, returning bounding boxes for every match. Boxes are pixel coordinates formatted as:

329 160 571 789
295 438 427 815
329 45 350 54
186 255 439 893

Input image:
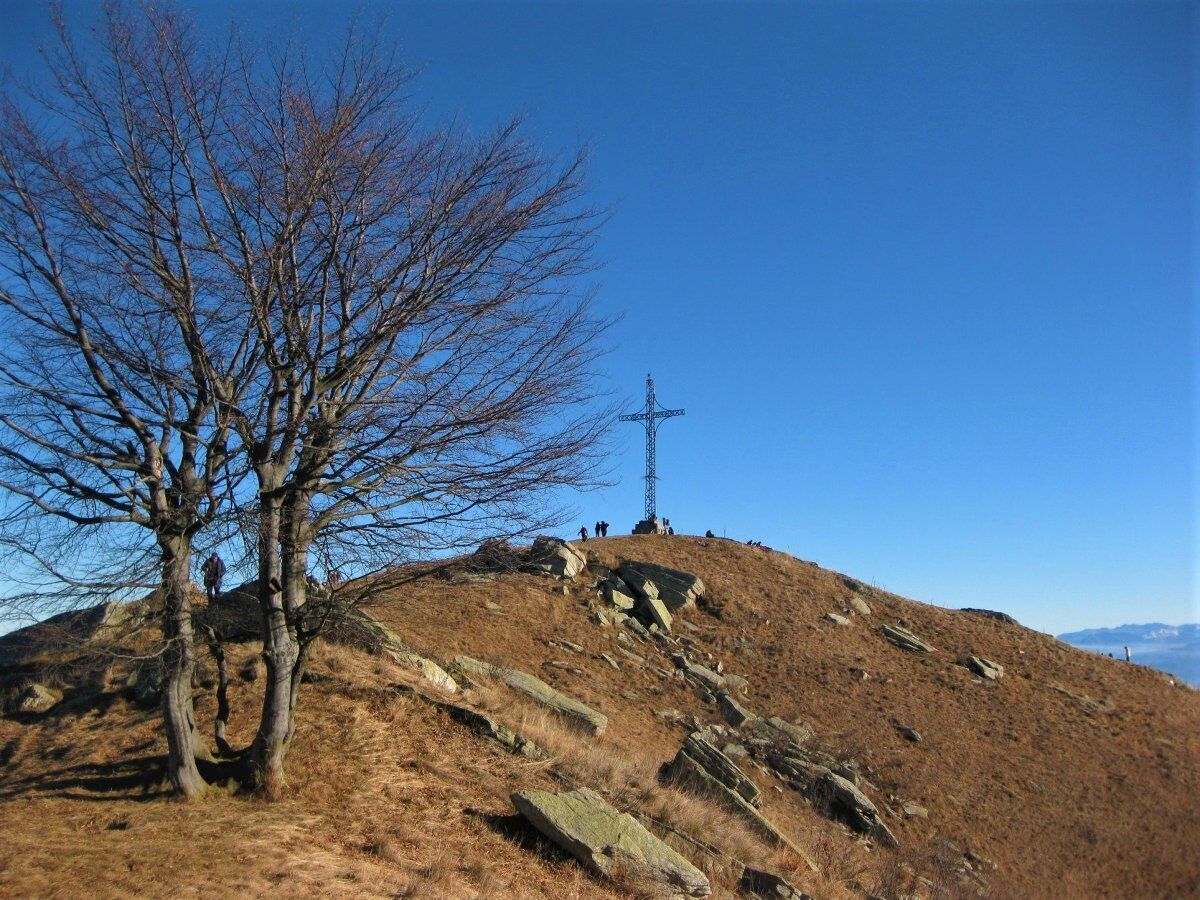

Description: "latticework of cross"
619 374 685 522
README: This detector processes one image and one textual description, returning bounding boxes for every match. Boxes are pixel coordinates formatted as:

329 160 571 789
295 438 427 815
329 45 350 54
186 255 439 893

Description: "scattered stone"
1049 682 1115 714
847 596 872 616
528 535 588 580
510 788 711 898
622 689 640 700
897 725 922 743
739 867 812 899
901 800 928 819
850 668 870 681
617 647 647 666
617 561 705 612
723 742 749 760
616 632 638 650
824 613 851 626
544 660 585 675
1 678 61 715
453 656 607 735
717 691 755 727
589 610 610 628
326 608 458 693
484 601 502 611
600 653 621 671
549 639 585 654
964 656 1004 680
625 617 651 639
656 709 681 720
882 624 935 653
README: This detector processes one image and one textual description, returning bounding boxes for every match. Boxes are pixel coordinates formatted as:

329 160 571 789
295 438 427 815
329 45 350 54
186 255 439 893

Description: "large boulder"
617 561 705 612
602 579 637 610
768 752 898 848
528 536 587 580
453 656 607 735
637 595 673 633
511 788 710 898
1 677 61 715
882 624 935 653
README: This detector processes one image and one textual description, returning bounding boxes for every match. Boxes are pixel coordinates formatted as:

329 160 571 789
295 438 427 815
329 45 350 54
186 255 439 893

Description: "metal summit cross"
619 374 685 523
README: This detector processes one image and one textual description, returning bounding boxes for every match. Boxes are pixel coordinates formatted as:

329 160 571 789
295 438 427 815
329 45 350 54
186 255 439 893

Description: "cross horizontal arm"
656 408 685 419
618 412 650 422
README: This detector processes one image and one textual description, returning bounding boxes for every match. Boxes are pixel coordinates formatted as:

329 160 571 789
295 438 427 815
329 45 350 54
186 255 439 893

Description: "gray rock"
617 561 705 612
685 662 724 691
847 596 872 616
600 653 621 671
823 613 851 626
1 678 61 715
882 624 935 653
511 788 710 898
739 867 812 899
897 725 922 743
665 733 762 806
722 673 749 694
440 703 545 759
960 608 1020 626
717 691 754 727
964 655 1004 680
452 656 607 735
901 800 928 818
638 594 673 633
589 610 610 628
528 535 588 580
602 580 637 610
771 754 898 848
756 716 815 746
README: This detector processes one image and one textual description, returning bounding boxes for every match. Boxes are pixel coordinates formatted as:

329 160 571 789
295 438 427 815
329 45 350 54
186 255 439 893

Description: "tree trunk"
160 536 208 798
202 626 233 756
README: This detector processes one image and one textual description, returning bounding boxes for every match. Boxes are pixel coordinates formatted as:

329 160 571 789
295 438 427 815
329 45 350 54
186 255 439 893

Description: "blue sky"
1 1 1194 635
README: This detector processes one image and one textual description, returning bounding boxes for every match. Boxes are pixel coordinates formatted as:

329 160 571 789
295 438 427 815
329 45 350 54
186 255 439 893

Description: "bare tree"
0 5 258 797
219 32 612 795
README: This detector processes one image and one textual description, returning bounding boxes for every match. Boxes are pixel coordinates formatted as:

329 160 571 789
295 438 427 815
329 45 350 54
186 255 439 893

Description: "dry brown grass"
2 535 1198 898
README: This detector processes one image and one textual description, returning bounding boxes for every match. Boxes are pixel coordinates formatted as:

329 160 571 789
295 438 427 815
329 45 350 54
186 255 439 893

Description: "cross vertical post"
619 374 685 523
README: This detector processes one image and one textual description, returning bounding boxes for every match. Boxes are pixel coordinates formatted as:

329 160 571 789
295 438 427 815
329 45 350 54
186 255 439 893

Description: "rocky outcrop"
528 536 587 580
739 867 812 899
662 734 815 869
0 600 144 668
768 752 898 848
663 732 761 807
882 624 935 653
964 655 1004 680
511 788 710 898
330 609 458 693
960 608 1020 626
716 691 754 727
453 655 607 735
617 562 705 612
1 678 61 715
638 595 673 633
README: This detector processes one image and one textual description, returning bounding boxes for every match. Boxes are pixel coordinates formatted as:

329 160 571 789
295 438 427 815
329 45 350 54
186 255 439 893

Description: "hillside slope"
2 535 1197 898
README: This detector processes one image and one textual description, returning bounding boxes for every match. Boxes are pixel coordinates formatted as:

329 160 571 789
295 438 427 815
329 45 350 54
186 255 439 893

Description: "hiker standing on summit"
579 525 589 542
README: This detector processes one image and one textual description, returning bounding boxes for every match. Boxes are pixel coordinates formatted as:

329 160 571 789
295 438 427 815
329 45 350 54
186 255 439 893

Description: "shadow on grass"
463 806 575 865
0 753 247 802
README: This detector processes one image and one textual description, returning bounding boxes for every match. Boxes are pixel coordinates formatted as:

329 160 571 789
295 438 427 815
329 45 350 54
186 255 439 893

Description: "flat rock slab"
617 561 705 612
453 656 607 735
638 595 674 633
882 624 935 653
717 691 754 727
511 788 711 898
824 613 851 626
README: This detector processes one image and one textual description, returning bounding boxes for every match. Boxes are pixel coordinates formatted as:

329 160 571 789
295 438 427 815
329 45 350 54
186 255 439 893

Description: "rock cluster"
453 655 607 735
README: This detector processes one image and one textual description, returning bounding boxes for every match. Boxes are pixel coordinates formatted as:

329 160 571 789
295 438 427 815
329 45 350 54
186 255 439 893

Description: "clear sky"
1 1 1194 635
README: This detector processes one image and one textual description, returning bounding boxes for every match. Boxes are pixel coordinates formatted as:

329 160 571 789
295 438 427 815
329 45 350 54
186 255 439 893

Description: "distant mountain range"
1058 623 1199 687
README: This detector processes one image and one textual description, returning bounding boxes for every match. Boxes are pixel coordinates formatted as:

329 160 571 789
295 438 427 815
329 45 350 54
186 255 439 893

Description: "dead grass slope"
2 534 1196 899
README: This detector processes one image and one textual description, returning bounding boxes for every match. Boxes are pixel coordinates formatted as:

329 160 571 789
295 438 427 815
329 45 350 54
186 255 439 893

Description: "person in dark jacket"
578 525 589 542
201 553 225 603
